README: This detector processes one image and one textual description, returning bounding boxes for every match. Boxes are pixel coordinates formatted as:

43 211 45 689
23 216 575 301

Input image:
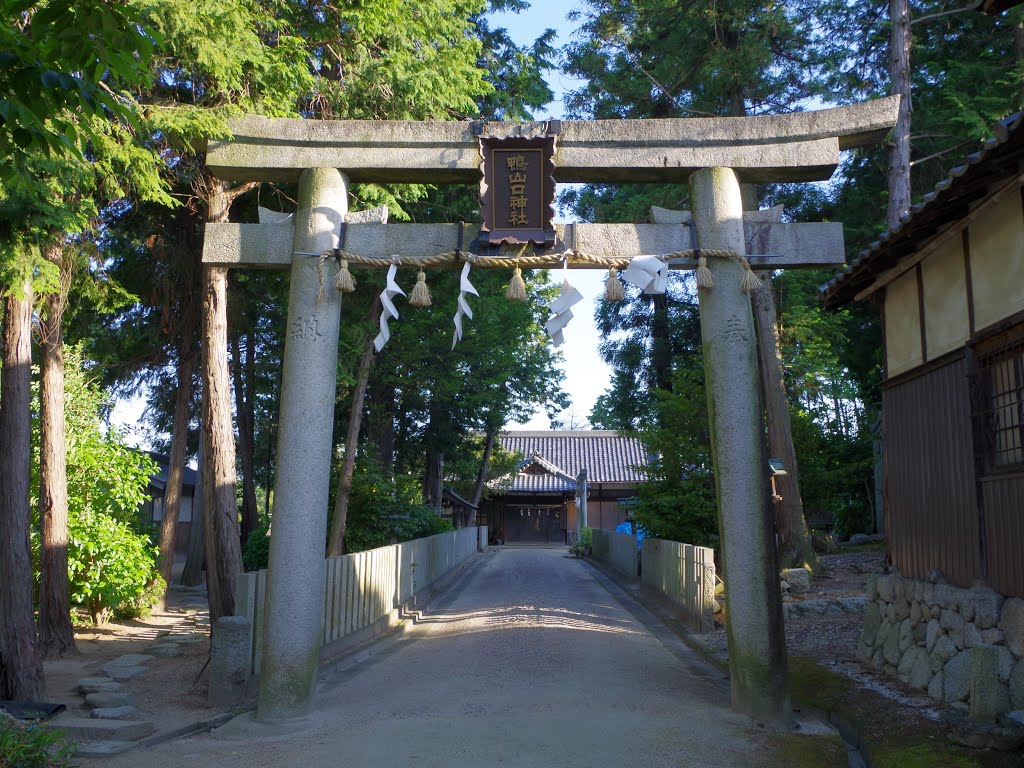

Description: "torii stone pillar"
690 167 789 722
258 168 347 722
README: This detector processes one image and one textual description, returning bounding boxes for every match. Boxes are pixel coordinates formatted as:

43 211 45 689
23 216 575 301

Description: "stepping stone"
90 706 145 721
77 677 123 694
105 653 155 668
73 740 137 757
165 634 206 645
85 691 136 708
103 665 148 682
44 716 154 741
144 643 180 657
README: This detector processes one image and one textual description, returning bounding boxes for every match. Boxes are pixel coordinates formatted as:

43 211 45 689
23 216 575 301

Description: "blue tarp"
615 520 647 550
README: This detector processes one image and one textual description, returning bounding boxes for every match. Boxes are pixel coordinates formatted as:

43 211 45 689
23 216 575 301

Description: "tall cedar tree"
0 0 160 697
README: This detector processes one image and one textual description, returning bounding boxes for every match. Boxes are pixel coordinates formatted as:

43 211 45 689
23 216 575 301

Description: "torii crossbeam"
201 96 898 725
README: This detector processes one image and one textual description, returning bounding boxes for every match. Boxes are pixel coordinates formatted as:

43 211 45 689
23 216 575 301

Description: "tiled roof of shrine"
497 431 649 494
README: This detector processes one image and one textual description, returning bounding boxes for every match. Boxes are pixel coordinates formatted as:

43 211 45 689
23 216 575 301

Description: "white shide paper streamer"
621 254 668 294
451 262 479 350
373 262 406 352
545 278 584 346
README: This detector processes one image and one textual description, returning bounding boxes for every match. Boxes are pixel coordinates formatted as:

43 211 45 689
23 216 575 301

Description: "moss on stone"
788 657 1014 768
764 731 847 768
873 744 981 768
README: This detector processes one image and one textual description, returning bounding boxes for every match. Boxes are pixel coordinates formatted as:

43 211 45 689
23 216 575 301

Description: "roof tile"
497 430 648 493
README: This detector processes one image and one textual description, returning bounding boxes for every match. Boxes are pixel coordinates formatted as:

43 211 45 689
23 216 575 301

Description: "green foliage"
0 713 73 768
791 410 874 538
474 0 556 121
342 462 454 554
112 573 166 621
30 347 161 625
57 348 158 527
0 0 155 183
569 526 592 556
628 368 719 550
563 0 816 120
67 511 158 625
243 518 271 572
360 265 567 498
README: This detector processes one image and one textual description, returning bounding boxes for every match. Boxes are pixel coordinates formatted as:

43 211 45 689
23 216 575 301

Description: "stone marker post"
689 167 790 723
258 168 348 722
209 615 252 708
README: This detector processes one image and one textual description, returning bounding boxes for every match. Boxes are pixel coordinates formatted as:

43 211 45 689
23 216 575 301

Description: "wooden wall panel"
883 356 980 587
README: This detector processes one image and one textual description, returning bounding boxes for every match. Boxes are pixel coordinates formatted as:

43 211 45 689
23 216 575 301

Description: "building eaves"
526 452 576 483
820 111 1024 309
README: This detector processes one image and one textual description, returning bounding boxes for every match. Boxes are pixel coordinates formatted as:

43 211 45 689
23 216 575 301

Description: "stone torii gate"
201 97 898 725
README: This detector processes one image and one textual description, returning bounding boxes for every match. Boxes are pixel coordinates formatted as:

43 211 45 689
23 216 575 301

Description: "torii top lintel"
206 97 899 186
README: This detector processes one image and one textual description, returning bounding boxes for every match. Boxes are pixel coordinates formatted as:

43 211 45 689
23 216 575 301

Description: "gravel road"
103 548 777 768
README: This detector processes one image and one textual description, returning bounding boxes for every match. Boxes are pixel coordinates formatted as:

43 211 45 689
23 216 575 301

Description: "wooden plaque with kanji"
479 136 556 246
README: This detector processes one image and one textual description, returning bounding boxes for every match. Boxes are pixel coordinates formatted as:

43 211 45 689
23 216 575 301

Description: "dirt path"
46 582 214 736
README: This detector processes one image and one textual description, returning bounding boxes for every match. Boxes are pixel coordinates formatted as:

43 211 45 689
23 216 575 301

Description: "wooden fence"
235 526 485 676
641 538 716 633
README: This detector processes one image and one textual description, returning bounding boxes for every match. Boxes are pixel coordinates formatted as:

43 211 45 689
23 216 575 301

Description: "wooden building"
142 452 198 554
481 431 648 545
822 112 1024 598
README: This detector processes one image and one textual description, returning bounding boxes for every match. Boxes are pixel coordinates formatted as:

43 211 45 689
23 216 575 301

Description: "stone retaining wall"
859 572 1024 715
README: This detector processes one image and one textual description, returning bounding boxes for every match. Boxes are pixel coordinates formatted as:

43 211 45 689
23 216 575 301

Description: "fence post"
683 545 696 624
697 547 716 633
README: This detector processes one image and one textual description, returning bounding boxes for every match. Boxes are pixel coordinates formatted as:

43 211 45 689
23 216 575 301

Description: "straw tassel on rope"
334 254 356 293
695 253 715 290
506 265 527 301
408 269 432 307
603 266 625 301
739 257 764 293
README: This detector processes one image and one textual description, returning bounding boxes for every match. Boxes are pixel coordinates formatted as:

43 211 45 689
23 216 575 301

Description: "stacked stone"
858 571 1024 716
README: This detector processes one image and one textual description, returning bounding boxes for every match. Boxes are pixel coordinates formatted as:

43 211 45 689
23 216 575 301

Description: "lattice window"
976 327 1024 471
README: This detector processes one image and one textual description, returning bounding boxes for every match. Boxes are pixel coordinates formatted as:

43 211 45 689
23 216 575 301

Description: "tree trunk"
423 452 444 511
751 281 819 571
180 426 206 586
230 327 258 544
158 347 194 585
202 181 243 623
327 298 381 557
468 427 497 527
650 293 672 393
373 380 396 475
38 246 77 657
0 285 47 699
887 0 912 229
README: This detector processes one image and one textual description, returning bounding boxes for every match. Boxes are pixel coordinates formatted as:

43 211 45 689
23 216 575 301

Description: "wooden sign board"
479 136 556 246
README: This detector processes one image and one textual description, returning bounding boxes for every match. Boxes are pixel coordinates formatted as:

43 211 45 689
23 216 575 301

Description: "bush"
67 512 159 625
112 574 166 621
342 462 454 553
569 526 592 557
0 712 73 768
243 519 271 571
